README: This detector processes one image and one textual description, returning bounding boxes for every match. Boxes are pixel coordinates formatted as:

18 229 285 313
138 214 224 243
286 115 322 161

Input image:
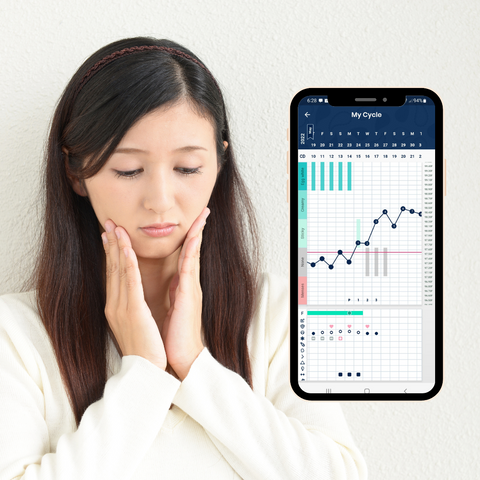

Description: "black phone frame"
289 87 444 401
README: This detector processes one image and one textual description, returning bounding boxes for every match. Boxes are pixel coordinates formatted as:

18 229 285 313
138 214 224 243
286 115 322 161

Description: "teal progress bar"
307 311 364 315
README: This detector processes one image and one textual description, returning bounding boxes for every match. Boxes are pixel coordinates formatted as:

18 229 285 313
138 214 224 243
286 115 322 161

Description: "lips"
141 224 177 238
141 223 176 229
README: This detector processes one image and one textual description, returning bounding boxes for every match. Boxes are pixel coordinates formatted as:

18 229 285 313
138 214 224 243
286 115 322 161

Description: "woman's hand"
102 220 167 371
161 207 210 381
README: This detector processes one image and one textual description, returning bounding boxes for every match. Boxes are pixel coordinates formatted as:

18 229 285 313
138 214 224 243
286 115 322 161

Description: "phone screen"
290 88 443 400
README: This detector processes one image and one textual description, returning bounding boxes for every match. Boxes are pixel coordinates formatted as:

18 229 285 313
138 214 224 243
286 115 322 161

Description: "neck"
137 246 181 328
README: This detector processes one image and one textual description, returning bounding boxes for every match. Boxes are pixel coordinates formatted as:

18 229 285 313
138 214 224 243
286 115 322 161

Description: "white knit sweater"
0 272 368 480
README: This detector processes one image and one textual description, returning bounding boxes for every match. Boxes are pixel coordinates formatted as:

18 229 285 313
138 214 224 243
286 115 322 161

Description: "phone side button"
287 179 289 203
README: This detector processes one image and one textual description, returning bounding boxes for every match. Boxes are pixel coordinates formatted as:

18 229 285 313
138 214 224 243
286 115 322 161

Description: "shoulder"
0 290 51 373
0 290 42 335
255 271 289 309
250 271 290 360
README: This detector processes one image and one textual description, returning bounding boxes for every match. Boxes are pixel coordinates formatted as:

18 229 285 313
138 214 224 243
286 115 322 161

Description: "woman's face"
80 100 224 260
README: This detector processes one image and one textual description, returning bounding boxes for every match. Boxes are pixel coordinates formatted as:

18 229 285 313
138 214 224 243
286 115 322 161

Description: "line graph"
307 207 422 270
306 160 423 306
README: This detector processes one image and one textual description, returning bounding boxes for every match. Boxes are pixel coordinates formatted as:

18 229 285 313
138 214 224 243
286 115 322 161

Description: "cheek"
180 171 216 199
86 179 134 225
179 175 216 221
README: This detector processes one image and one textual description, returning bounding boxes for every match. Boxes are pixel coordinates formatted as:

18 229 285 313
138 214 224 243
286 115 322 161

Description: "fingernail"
205 208 211 219
102 233 107 244
115 229 121 240
105 222 113 233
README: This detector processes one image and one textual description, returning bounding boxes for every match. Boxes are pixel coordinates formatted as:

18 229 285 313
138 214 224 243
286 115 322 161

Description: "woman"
0 37 368 479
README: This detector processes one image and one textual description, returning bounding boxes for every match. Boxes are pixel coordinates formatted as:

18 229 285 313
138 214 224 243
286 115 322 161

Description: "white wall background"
1 0 477 478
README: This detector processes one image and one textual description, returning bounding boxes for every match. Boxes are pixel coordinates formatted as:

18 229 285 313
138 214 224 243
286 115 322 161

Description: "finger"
169 271 180 308
174 238 197 304
102 232 110 294
196 223 205 284
119 235 146 312
180 236 199 278
185 207 210 242
178 208 209 274
115 227 129 310
104 220 120 308
114 226 134 308
114 226 132 248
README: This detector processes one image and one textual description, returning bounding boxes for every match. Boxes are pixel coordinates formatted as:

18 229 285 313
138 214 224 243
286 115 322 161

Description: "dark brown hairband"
73 45 221 102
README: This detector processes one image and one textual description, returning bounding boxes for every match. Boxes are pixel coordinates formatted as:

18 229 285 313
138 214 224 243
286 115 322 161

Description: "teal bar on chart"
298 192 307 219
299 190 307 248
329 162 334 191
299 162 307 190
311 162 315 191
338 162 343 191
308 311 364 316
299 162 307 249
348 162 352 190
321 162 325 191
356 219 361 241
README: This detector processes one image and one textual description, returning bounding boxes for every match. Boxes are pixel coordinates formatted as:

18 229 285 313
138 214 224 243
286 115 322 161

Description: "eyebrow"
113 145 208 154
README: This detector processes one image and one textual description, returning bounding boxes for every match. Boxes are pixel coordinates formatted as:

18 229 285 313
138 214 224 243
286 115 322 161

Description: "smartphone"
289 88 443 401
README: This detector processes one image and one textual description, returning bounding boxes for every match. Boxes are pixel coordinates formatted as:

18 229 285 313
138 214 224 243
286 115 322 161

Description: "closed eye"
114 168 202 180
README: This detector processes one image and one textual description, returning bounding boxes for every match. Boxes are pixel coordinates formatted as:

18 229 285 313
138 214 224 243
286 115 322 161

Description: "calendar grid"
298 150 433 384
302 309 422 382
306 153 425 306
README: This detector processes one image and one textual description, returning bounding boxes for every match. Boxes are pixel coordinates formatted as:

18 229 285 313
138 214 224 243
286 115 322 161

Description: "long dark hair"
21 36 263 427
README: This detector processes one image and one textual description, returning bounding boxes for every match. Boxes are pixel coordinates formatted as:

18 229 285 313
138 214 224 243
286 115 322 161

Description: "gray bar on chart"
365 248 369 276
384 247 388 276
374 247 378 276
299 248 307 277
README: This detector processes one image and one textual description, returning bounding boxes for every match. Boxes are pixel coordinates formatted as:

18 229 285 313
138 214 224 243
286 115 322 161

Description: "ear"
63 147 88 197
218 141 228 174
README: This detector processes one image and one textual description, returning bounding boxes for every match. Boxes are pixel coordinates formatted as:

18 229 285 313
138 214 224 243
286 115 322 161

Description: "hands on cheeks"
161 207 210 381
103 206 210 381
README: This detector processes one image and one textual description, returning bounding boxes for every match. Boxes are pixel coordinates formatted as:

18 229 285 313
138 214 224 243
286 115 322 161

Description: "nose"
143 168 175 214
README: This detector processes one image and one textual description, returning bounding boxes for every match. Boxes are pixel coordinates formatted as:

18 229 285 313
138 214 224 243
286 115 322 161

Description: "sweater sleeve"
0 298 181 480
172 273 368 480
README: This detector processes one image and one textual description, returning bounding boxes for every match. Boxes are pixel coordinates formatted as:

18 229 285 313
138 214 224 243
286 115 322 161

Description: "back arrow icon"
305 112 310 117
